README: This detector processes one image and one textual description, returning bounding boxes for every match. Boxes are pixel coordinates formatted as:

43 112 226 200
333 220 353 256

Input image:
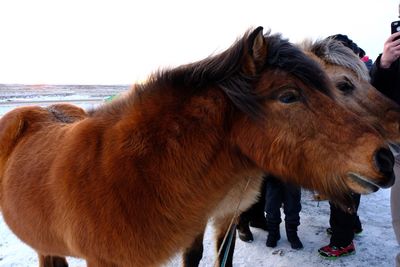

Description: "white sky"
0 0 398 85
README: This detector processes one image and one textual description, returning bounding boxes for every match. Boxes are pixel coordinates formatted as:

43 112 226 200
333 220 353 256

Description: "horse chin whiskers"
348 172 380 193
389 142 400 157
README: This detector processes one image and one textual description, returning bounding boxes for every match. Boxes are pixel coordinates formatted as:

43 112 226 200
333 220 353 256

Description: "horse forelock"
305 38 370 81
264 35 332 98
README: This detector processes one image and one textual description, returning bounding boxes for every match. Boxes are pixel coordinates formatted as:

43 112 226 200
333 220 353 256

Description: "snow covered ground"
1 190 398 267
0 85 399 267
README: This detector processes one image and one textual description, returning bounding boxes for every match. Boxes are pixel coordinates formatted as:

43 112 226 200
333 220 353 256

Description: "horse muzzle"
347 147 395 193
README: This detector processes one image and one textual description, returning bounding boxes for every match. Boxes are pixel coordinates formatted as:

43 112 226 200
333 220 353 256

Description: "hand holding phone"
381 21 400 68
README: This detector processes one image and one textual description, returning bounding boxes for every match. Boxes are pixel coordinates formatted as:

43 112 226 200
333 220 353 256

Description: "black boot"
266 231 280 248
237 214 254 242
237 224 254 243
285 223 303 249
266 222 280 248
249 216 268 231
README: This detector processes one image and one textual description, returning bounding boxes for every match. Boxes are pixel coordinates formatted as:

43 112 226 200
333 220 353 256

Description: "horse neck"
115 84 255 209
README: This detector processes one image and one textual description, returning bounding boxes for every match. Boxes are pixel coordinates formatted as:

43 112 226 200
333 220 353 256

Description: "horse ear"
243 26 267 75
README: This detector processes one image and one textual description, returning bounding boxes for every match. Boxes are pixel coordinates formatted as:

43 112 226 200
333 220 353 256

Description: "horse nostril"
374 147 395 177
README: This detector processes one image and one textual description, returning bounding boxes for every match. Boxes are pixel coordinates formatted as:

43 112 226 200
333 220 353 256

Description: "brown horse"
182 37 400 267
0 27 395 267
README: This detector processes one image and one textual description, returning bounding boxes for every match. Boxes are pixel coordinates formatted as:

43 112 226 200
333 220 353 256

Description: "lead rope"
220 223 236 267
214 177 252 267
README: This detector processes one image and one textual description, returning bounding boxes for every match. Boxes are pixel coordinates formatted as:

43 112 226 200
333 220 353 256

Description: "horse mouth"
348 172 380 193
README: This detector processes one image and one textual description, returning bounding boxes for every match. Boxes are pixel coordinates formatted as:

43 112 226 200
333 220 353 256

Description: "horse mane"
300 38 370 81
91 29 331 120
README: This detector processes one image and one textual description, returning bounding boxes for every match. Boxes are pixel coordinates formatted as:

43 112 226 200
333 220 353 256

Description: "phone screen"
392 20 400 34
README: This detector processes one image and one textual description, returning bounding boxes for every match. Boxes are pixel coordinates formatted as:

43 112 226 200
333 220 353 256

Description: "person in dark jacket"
369 30 400 267
370 31 400 102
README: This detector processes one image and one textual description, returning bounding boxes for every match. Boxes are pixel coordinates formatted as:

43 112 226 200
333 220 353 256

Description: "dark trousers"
329 193 361 247
264 175 301 226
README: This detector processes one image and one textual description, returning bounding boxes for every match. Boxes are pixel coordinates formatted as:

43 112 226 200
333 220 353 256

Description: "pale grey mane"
299 38 370 82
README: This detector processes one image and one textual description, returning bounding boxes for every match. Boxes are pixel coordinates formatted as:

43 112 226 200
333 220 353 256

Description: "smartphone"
392 20 400 41
391 20 400 34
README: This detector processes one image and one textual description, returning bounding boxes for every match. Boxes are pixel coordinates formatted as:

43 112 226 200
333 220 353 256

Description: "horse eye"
278 91 300 104
337 81 354 94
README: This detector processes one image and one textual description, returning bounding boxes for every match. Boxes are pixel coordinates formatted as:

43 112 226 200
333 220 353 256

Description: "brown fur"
0 28 394 267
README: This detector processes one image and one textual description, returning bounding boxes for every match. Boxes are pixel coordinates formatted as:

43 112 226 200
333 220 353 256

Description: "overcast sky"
0 0 398 85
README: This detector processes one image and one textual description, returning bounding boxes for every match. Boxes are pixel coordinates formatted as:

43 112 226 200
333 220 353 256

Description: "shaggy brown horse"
0 27 395 267
182 37 400 267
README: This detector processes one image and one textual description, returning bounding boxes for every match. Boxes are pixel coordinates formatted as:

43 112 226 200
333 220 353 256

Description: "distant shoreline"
0 84 129 98
0 83 131 88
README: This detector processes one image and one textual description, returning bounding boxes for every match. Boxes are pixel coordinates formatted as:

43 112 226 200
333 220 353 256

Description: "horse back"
0 104 86 158
46 103 87 123
0 106 53 161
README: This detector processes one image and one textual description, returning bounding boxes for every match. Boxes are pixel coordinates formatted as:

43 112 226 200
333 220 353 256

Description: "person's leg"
351 193 363 234
264 175 283 248
329 202 355 246
282 183 303 249
318 202 356 258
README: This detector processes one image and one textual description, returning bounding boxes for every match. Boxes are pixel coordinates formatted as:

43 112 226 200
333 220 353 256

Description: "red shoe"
318 242 355 259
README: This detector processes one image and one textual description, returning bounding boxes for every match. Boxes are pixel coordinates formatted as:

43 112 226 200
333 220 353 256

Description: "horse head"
230 28 394 207
301 38 400 148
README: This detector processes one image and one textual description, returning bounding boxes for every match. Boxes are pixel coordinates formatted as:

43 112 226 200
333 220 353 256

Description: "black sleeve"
370 54 396 96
